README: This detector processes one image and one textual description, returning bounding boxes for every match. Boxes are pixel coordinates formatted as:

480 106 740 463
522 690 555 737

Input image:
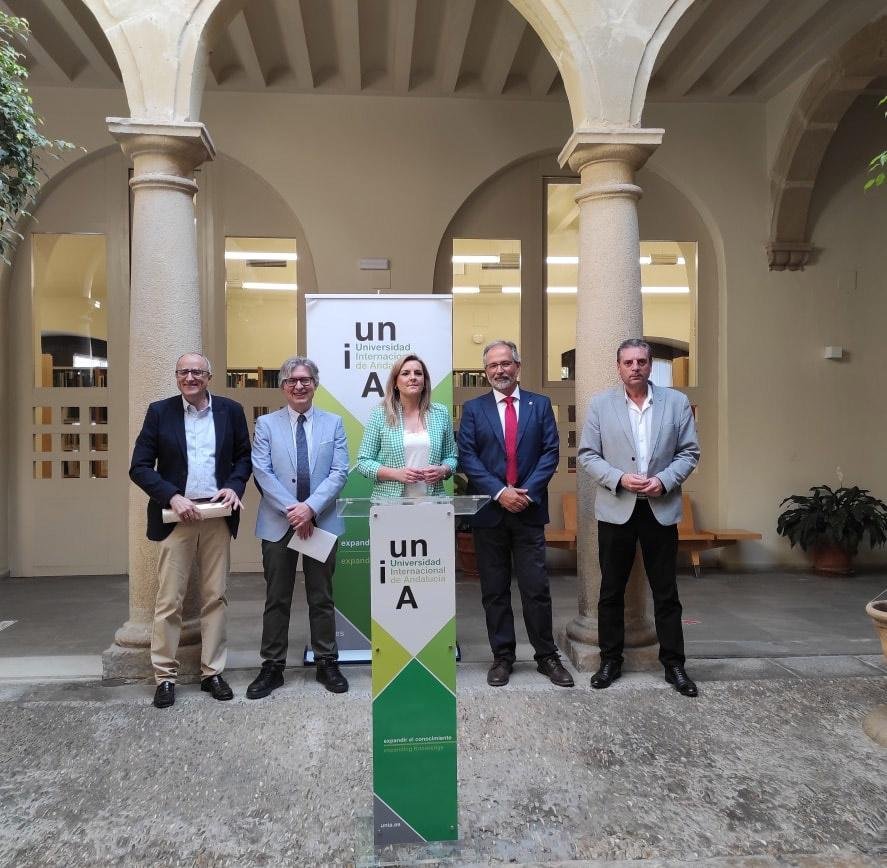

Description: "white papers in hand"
161 502 233 523
286 525 338 562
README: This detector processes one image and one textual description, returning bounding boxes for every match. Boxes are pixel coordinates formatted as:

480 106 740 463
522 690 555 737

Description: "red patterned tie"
504 396 518 486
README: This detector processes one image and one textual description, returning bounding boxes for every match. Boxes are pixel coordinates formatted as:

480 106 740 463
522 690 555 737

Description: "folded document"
161 502 232 523
286 525 338 563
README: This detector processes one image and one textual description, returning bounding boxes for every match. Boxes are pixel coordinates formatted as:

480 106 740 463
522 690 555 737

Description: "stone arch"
767 17 887 271
80 0 232 120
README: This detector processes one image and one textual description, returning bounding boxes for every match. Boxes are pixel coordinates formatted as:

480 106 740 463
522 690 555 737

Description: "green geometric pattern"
416 617 456 694
373 658 457 842
371 619 413 698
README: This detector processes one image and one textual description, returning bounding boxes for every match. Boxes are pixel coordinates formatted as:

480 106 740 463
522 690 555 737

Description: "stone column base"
558 628 661 672
863 704 887 746
102 642 203 682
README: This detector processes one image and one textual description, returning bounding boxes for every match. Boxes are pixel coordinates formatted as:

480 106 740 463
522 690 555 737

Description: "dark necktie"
296 414 310 502
503 396 518 486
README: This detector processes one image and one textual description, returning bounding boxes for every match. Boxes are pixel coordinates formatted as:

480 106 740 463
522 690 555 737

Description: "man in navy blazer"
245 356 350 699
130 352 251 709
458 340 573 688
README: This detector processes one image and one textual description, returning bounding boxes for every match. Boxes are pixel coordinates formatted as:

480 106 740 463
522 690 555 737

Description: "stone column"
557 129 664 672
102 120 216 680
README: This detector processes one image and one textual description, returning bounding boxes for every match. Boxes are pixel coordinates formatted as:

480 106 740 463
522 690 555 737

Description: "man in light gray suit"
246 356 350 697
578 339 700 696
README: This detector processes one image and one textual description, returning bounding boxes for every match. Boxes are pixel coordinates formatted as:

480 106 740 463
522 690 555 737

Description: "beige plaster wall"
645 97 886 566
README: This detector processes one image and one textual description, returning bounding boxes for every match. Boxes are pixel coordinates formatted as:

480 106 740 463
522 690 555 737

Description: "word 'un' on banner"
370 500 457 844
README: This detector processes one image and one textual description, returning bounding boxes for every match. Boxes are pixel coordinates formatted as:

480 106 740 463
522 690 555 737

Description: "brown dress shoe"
537 655 575 687
487 658 513 686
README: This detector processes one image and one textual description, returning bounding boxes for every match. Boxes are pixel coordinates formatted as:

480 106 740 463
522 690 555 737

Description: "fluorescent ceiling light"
546 256 578 265
451 255 499 264
641 286 690 294
452 286 480 294
546 286 577 294
639 255 652 265
501 286 521 294
73 354 108 368
225 251 297 261
242 281 298 291
677 256 686 265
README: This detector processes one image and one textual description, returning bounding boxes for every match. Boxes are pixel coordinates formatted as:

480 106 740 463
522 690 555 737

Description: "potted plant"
453 472 479 578
776 485 887 574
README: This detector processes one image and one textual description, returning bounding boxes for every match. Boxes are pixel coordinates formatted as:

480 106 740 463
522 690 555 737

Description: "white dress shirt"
183 394 217 499
624 386 653 476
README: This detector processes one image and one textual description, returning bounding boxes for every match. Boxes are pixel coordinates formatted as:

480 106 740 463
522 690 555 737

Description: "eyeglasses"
484 361 516 371
175 369 210 379
282 377 315 388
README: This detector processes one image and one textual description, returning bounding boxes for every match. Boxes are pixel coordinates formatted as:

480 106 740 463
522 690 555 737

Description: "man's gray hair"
616 339 652 363
176 352 212 375
279 356 320 386
482 340 521 366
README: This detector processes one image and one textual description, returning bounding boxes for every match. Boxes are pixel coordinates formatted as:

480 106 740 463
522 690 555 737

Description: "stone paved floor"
1 665 885 867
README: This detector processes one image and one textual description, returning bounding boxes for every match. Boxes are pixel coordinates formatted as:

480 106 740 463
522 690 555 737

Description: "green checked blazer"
357 402 458 498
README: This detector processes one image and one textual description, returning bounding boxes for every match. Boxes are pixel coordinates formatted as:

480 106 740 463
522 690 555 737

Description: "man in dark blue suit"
130 352 251 708
457 340 573 688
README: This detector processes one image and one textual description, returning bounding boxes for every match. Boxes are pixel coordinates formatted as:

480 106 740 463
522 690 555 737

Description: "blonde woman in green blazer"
357 354 458 498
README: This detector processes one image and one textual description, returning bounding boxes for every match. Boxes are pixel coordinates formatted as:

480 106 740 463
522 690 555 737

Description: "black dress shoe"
153 680 175 708
590 660 622 689
200 674 234 701
246 662 284 699
487 658 513 687
537 655 575 687
665 664 698 697
316 657 349 694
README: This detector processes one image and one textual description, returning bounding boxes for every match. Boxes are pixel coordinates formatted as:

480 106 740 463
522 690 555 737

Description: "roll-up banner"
305 295 454 660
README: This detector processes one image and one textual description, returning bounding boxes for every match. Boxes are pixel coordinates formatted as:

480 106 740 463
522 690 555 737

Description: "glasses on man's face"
485 361 516 371
175 369 209 379
282 377 314 388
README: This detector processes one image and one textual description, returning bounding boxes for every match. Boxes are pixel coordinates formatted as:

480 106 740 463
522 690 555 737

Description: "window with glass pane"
545 181 698 386
225 237 298 388
545 182 579 382
32 234 108 388
452 239 520 384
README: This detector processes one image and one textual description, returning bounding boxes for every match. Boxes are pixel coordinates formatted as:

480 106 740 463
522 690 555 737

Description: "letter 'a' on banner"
370 500 457 844
305 295 453 662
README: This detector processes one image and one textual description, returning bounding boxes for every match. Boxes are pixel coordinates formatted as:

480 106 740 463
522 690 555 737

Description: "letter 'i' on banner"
370 501 457 844
305 295 454 662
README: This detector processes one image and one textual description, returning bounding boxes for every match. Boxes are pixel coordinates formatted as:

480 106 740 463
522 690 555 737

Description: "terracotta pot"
456 531 479 579
811 544 853 575
866 600 887 659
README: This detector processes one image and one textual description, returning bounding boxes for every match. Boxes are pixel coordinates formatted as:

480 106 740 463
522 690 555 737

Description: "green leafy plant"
776 485 887 555
0 12 75 262
864 95 887 192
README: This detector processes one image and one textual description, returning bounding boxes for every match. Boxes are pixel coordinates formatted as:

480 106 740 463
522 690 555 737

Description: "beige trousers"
151 517 230 683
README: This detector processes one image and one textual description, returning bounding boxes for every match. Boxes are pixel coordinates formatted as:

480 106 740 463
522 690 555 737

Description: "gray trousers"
260 529 338 665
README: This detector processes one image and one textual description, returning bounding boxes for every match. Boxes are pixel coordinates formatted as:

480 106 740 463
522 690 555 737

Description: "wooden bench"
678 494 762 577
545 492 577 550
546 492 762 577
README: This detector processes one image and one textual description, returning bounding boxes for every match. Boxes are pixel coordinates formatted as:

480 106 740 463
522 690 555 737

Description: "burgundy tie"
504 396 518 486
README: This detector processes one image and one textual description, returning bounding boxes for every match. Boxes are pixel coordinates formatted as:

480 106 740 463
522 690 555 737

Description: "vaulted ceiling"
8 0 887 104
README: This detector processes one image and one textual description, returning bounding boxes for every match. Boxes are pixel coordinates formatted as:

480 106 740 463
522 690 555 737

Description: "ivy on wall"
0 13 75 263
865 95 887 192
